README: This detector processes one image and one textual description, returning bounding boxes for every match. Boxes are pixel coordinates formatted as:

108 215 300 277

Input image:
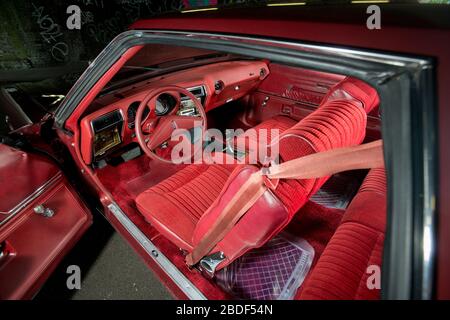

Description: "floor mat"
212 200 344 300
286 201 345 298
216 233 314 300
310 171 365 209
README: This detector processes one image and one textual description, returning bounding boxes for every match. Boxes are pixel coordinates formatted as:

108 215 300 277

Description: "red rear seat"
299 168 386 300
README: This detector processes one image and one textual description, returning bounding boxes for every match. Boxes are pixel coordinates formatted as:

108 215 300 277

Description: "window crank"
34 205 55 218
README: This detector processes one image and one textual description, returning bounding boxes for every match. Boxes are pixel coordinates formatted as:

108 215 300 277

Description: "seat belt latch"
198 251 226 278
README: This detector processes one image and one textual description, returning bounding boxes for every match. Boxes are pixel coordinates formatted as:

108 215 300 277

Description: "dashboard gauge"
155 93 177 116
127 94 176 128
127 101 149 128
155 99 168 115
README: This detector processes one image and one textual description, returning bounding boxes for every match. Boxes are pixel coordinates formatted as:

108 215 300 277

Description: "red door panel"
0 144 92 300
0 144 59 215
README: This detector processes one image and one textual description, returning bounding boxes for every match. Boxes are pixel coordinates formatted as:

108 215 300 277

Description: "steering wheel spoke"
141 117 157 135
135 86 207 163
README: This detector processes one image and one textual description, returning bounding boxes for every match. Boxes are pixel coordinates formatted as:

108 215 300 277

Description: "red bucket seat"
136 77 379 270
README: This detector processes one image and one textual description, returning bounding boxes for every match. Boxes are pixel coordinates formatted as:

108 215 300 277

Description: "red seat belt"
186 139 384 267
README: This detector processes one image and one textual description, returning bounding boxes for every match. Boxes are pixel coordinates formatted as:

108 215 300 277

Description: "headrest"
322 77 380 113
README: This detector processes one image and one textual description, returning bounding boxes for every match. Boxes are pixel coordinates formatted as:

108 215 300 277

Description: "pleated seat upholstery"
136 77 380 269
299 168 387 300
136 163 236 250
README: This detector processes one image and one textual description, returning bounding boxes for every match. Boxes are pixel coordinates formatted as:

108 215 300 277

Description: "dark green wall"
0 0 184 71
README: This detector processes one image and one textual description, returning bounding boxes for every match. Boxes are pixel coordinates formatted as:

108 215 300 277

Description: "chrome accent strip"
183 85 207 104
107 202 207 300
0 172 63 227
185 85 206 97
144 30 430 68
55 29 430 126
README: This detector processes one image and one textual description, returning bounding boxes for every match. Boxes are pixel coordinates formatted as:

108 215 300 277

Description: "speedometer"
155 93 177 116
155 99 168 115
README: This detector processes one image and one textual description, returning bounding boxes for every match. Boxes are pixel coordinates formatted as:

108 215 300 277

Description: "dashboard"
80 60 269 165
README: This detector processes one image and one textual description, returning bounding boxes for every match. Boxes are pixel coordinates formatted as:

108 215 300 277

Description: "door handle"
0 242 5 261
33 205 55 218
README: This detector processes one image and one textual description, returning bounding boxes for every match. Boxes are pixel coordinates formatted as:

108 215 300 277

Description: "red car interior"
1 4 447 301
74 55 385 300
0 145 92 299
136 75 379 271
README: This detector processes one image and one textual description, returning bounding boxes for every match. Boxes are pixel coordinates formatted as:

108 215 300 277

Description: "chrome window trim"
107 202 206 300
55 29 430 125
148 30 429 68
0 172 63 227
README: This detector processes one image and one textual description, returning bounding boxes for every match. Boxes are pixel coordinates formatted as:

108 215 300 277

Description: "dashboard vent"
189 86 204 97
181 86 206 105
92 110 123 132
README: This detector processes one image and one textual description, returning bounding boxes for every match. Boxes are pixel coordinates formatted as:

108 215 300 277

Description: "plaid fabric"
216 234 314 300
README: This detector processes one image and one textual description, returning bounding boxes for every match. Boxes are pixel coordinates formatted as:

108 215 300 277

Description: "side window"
0 67 86 132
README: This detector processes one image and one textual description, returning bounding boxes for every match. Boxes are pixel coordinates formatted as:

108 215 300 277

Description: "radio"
178 85 206 116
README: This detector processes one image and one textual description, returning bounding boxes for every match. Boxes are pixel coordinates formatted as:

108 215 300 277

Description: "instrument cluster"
126 93 178 128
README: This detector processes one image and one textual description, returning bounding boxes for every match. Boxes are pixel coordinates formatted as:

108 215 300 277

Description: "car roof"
130 4 450 31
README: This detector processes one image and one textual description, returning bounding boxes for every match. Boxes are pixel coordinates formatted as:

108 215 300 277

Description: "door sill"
107 202 206 300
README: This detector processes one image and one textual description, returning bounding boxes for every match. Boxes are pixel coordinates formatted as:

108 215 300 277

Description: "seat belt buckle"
197 251 226 279
260 161 279 190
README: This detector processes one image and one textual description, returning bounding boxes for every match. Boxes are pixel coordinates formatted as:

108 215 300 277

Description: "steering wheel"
135 85 207 163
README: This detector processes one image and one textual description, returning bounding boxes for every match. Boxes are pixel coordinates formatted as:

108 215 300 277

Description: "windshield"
105 44 231 91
